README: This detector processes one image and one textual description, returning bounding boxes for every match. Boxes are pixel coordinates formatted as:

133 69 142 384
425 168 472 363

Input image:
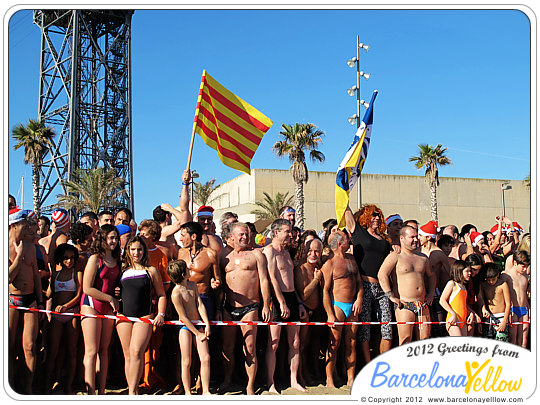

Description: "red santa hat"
470 231 484 247
490 224 500 236
52 208 70 229
419 221 438 239
196 205 214 218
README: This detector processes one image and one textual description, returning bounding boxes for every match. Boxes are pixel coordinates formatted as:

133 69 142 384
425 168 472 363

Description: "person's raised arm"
344 205 356 234
179 169 193 223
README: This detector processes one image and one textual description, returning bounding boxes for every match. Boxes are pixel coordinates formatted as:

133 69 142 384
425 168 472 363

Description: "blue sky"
7 7 533 222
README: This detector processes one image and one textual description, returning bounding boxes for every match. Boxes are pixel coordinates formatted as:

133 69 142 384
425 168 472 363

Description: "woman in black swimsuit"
116 236 166 395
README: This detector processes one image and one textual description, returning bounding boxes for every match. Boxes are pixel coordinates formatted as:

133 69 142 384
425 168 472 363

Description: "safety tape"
8 305 531 326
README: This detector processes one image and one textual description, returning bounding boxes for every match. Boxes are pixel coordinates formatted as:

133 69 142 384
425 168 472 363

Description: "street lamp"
501 182 512 217
346 35 370 207
191 169 199 214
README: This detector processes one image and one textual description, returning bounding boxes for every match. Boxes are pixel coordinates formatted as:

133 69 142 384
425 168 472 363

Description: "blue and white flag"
335 90 378 228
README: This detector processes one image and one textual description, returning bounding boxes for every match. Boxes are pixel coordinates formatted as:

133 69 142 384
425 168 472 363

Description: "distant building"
193 168 530 234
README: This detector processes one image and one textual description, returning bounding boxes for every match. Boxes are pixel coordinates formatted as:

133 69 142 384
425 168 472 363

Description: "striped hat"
385 214 402 226
52 208 70 228
419 221 437 239
9 208 27 225
470 231 484 247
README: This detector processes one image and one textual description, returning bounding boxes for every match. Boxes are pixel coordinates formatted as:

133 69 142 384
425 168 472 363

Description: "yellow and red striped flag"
192 70 273 174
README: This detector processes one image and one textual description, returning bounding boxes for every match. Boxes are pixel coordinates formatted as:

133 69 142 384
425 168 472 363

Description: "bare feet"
290 381 307 392
267 383 279 394
218 381 231 394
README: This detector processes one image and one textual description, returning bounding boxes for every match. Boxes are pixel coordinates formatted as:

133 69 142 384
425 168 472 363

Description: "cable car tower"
33 10 134 215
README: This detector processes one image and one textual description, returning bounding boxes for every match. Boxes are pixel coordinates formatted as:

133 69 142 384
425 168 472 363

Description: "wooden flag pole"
186 125 197 171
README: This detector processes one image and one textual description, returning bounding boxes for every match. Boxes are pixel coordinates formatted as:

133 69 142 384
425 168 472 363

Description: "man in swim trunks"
378 225 436 345
321 230 363 388
218 222 272 395
501 250 529 347
263 218 306 393
8 209 44 394
419 221 451 337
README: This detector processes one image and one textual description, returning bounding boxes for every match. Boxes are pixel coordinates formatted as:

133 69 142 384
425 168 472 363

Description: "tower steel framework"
32 9 134 215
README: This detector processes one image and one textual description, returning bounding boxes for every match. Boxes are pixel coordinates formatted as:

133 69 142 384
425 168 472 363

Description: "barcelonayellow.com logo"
351 337 533 399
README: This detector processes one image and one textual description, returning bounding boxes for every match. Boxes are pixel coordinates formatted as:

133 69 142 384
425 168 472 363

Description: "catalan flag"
335 90 378 229
192 70 273 174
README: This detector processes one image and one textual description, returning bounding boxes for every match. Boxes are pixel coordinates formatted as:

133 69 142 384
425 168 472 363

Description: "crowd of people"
7 170 531 395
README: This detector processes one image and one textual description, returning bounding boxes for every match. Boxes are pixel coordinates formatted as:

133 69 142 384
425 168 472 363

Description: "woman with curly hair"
344 203 393 362
80 224 121 394
117 235 166 395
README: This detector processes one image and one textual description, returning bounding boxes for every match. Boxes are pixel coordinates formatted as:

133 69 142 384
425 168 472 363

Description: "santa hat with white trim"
419 221 438 239
512 222 524 234
490 224 500 236
470 231 484 247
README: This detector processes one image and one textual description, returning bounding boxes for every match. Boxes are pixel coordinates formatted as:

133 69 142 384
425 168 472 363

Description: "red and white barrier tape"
8 305 531 326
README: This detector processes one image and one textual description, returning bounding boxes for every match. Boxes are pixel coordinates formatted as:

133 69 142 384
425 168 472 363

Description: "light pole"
501 182 512 217
347 35 370 208
191 170 199 214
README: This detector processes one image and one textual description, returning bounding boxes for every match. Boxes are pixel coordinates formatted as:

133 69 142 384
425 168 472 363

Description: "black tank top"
351 225 391 279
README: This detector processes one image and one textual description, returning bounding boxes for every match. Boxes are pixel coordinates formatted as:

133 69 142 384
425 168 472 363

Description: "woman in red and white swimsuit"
80 224 121 395
44 243 83 394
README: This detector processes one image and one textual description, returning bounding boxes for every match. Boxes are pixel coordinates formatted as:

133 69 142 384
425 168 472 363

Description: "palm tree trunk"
295 180 304 230
32 164 40 215
430 182 438 222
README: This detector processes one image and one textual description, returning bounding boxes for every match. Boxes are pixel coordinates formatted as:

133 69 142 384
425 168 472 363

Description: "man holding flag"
334 91 394 363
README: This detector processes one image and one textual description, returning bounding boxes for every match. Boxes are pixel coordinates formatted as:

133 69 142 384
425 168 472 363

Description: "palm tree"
409 144 452 222
251 191 294 221
56 167 127 215
12 119 56 214
523 174 530 189
273 123 325 229
193 179 221 206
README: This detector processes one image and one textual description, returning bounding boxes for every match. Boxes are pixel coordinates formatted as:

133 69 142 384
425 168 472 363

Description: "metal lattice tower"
33 9 134 215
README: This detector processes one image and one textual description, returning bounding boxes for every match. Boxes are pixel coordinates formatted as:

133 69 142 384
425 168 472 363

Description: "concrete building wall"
205 169 530 234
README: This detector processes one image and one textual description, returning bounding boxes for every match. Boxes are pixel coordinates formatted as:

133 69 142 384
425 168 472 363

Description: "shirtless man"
294 238 324 384
39 208 70 270
442 225 467 260
321 231 363 388
263 218 306 393
219 222 272 395
177 221 221 320
419 221 451 337
194 205 224 256
501 250 530 347
8 209 44 394
155 171 191 255
378 225 436 345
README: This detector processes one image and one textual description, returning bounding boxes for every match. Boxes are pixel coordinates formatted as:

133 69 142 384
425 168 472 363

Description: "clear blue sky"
7 7 532 222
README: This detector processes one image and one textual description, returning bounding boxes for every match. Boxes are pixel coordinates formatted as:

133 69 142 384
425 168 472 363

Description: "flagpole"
186 126 196 171
356 35 362 210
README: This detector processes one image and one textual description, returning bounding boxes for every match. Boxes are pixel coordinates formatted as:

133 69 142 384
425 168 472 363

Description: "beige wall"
204 169 530 234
